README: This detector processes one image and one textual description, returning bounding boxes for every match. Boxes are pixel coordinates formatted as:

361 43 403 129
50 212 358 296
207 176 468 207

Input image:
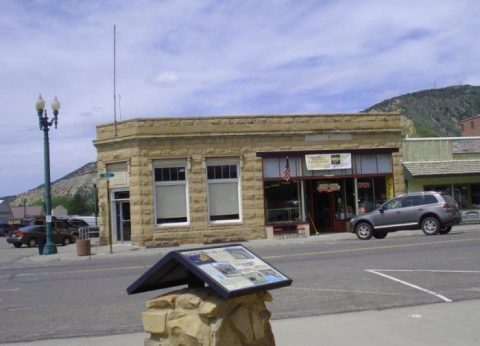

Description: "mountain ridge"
9 162 97 207
363 84 480 136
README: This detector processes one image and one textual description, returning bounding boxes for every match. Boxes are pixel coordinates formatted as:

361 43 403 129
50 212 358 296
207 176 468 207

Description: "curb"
14 223 479 265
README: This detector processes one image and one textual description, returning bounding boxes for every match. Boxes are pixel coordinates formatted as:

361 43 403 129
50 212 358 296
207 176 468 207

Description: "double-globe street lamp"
35 95 61 255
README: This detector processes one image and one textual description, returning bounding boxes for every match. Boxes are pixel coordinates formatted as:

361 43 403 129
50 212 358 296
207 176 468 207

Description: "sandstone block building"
94 113 405 246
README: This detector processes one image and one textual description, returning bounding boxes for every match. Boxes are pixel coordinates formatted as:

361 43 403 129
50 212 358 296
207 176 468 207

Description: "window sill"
208 220 243 227
156 223 190 229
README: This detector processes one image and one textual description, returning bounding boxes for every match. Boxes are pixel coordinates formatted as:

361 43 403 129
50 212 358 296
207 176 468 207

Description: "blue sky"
1 0 480 197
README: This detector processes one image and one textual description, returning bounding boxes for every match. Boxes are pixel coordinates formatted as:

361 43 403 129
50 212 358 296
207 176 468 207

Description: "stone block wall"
143 288 275 346
134 138 267 247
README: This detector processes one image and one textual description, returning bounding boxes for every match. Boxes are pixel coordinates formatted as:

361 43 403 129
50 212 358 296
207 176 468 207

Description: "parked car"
6 224 75 248
349 191 462 240
65 218 89 229
20 216 81 238
20 217 45 226
0 223 16 237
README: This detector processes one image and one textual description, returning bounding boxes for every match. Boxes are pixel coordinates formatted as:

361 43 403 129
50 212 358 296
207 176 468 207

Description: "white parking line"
460 288 480 292
286 286 402 296
6 306 33 312
0 288 21 292
16 272 50 277
366 269 453 303
368 269 480 273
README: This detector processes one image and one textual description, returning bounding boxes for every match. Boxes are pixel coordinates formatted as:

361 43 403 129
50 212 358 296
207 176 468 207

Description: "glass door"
333 179 355 231
314 180 345 232
115 201 131 242
315 189 333 232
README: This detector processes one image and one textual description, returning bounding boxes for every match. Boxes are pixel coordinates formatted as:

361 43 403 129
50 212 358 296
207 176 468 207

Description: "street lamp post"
23 198 27 219
35 95 61 255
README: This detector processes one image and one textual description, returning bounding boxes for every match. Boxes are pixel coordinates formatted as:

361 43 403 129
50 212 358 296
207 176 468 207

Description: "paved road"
257 228 480 318
1 227 480 343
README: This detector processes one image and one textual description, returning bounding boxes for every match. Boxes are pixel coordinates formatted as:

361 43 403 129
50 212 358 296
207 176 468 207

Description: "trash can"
76 239 91 256
38 237 46 255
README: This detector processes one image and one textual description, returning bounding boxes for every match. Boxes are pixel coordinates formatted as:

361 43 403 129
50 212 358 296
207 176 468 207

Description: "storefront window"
264 181 303 223
153 163 189 225
357 178 375 214
355 154 392 174
425 184 480 210
357 177 387 214
334 180 355 220
262 154 394 229
424 185 452 195
207 159 241 222
263 157 301 178
453 185 468 209
373 177 387 207
471 185 480 208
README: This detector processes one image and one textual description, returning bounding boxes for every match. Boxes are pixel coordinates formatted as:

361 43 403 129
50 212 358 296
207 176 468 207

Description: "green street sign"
100 172 115 178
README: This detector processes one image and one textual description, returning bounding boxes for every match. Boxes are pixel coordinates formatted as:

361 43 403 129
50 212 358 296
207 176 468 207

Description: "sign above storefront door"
317 183 341 193
305 153 352 170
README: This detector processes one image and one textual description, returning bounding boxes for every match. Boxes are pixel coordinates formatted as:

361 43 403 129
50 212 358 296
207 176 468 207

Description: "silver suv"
349 191 461 240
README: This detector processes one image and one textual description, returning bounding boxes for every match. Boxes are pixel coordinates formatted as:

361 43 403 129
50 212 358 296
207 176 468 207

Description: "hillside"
363 85 480 137
10 162 97 207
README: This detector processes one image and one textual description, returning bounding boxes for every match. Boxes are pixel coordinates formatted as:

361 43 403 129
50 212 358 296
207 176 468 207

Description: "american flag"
283 157 291 181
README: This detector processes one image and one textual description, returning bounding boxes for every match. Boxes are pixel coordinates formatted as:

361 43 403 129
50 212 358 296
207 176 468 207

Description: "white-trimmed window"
207 158 241 222
153 160 189 225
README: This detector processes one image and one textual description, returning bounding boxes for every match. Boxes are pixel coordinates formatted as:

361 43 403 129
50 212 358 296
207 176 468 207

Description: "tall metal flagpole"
114 24 117 137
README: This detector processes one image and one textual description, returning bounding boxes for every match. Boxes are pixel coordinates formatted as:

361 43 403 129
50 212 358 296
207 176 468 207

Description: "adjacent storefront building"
403 137 480 223
94 113 405 246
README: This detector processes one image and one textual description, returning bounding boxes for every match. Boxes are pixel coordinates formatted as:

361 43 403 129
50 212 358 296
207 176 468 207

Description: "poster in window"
305 154 351 170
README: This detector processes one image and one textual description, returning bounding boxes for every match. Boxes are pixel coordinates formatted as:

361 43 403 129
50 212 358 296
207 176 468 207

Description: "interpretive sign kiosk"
128 244 291 345
127 244 291 298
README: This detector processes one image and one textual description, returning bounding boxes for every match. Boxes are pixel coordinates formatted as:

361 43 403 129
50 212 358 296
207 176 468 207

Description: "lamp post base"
43 243 58 255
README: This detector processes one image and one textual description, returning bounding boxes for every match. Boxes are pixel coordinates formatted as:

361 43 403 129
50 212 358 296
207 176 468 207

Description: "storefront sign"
357 182 371 188
461 210 480 222
317 183 341 193
305 153 351 170
452 139 480 153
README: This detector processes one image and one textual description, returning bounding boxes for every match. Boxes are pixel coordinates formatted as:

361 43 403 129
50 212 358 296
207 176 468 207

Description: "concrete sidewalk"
3 299 479 345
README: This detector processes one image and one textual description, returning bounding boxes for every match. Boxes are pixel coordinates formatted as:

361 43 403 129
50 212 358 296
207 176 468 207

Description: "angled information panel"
127 244 292 299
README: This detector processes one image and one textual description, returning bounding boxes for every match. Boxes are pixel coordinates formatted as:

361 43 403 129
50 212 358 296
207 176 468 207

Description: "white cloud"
0 0 479 196
151 71 180 85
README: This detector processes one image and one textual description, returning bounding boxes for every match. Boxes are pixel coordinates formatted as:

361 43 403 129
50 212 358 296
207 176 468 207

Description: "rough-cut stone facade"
94 113 405 246
142 288 275 346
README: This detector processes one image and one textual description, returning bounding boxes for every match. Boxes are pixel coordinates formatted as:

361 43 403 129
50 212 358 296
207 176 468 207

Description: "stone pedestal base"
142 288 275 346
